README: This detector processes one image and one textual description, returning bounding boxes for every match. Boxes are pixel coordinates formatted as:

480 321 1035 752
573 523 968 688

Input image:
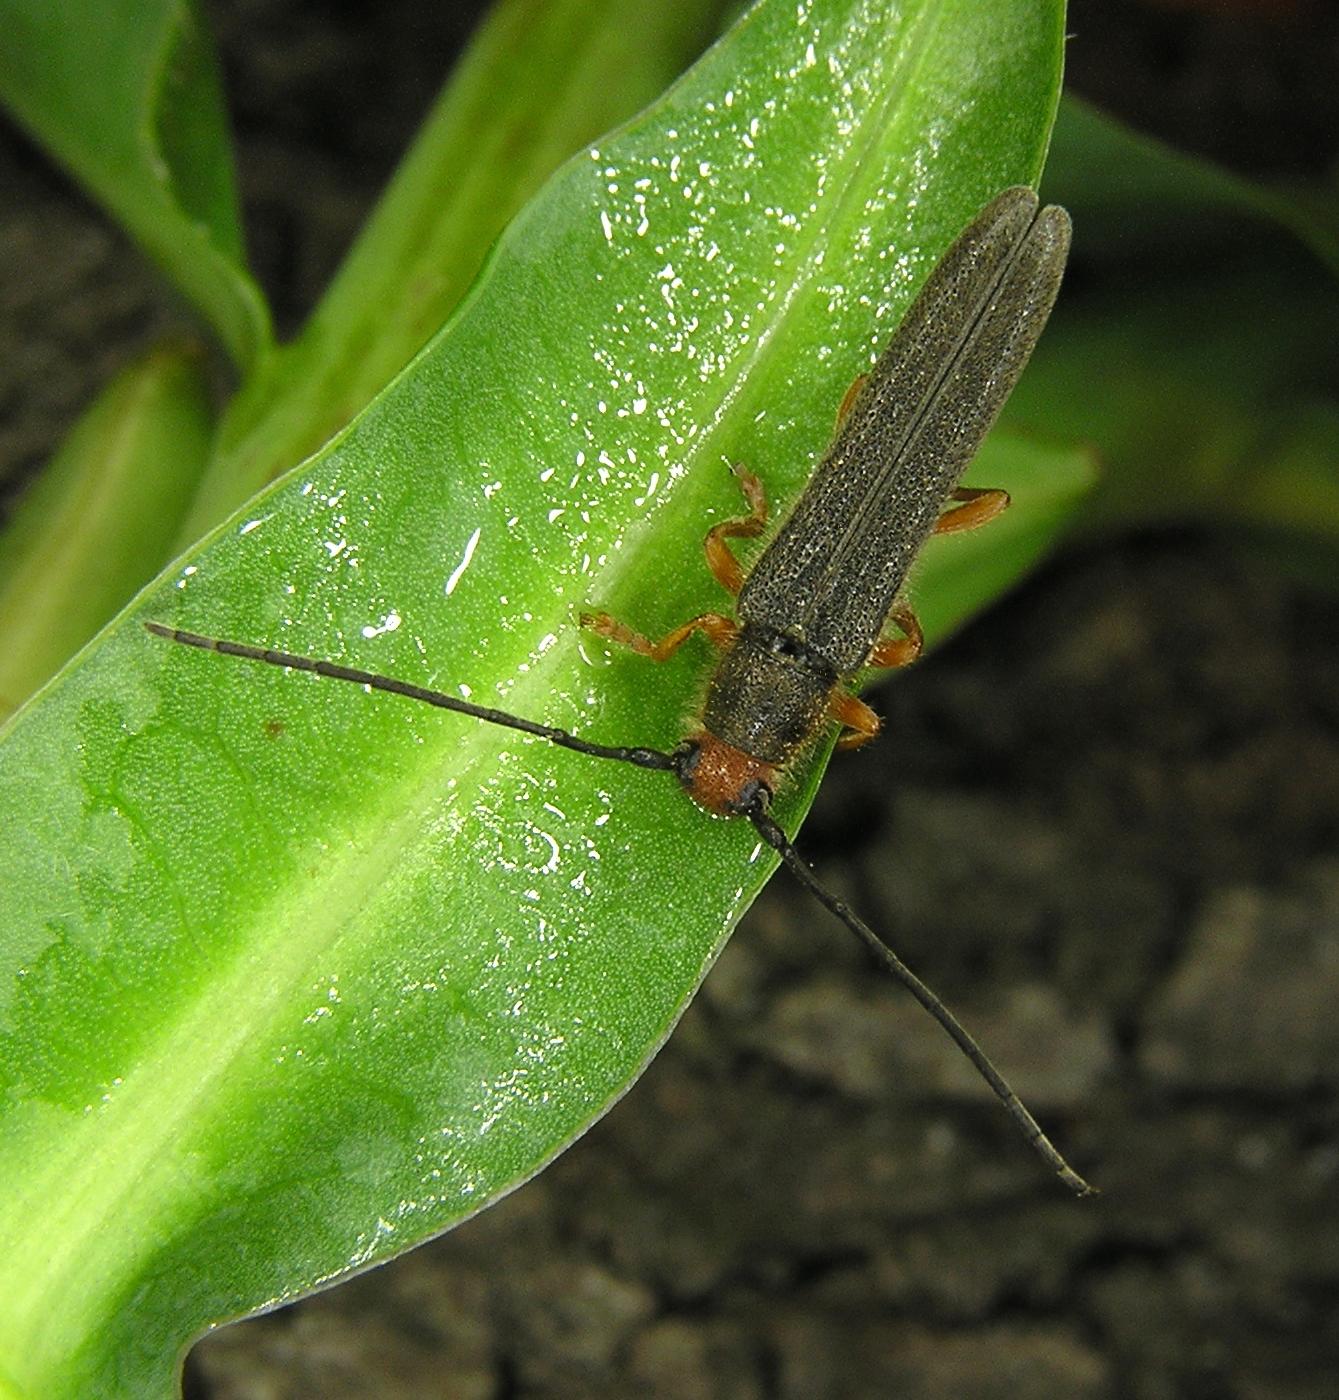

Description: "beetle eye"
732 777 773 814
670 740 701 783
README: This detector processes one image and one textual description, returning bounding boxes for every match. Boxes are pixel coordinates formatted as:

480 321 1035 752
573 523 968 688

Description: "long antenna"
145 620 1095 1195
143 623 677 773
745 796 1097 1196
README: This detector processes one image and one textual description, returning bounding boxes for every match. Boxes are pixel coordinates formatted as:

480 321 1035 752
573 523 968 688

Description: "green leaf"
0 1 1076 1394
179 0 735 540
1046 96 1339 276
0 0 270 370
0 343 214 721
1022 98 1339 571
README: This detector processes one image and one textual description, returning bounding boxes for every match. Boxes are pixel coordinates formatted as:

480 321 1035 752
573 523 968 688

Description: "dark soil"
4 2 1338 1397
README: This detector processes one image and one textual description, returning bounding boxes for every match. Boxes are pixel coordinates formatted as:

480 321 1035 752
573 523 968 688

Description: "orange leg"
829 689 881 750
934 486 1010 536
867 602 923 669
703 463 768 596
836 372 870 430
580 609 738 661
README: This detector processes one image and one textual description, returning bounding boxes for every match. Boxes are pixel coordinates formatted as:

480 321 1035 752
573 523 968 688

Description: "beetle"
584 186 1068 813
148 186 1093 1194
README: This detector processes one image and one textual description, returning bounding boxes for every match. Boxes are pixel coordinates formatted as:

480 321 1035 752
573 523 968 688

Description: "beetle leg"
835 373 870 429
867 602 923 669
934 486 1010 535
581 610 739 661
704 463 768 596
829 689 881 749
834 600 921 747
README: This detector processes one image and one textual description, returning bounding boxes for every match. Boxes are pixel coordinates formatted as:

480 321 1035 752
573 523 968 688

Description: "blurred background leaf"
0 0 270 371
1031 96 1339 583
0 343 213 719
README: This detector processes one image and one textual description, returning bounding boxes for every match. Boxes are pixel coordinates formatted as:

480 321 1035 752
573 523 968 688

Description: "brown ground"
4 2 1337 1397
